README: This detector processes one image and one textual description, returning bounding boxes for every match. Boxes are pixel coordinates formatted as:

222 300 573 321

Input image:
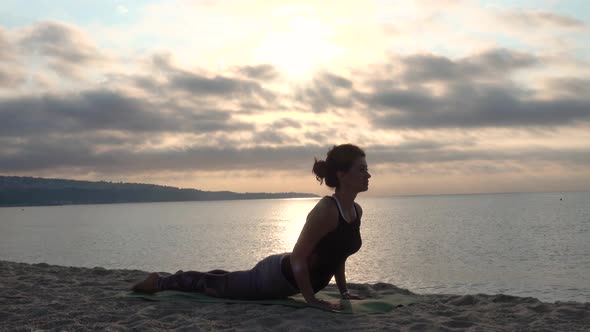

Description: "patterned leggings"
157 253 299 300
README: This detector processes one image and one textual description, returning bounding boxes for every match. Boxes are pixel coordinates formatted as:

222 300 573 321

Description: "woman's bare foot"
131 272 160 293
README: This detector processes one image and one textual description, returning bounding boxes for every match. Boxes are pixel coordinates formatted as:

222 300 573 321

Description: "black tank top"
281 196 363 292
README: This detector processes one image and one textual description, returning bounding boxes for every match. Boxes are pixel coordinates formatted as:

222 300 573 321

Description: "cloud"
1 7 589 193
401 49 539 83
170 71 265 97
17 21 104 79
0 143 326 174
0 27 25 87
0 28 13 61
238 64 280 80
366 143 590 166
252 130 289 144
366 84 590 129
271 118 302 129
142 54 279 107
295 72 356 112
499 10 586 28
544 78 590 97
0 62 24 87
2 132 589 178
0 89 253 137
304 131 329 144
0 63 23 88
360 49 590 129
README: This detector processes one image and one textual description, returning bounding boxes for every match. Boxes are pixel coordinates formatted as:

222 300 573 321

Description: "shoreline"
1 260 589 331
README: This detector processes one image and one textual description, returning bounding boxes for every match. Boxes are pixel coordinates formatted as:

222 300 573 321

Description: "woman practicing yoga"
132 144 371 311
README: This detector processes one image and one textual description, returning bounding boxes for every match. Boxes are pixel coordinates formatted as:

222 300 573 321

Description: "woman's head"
312 144 370 192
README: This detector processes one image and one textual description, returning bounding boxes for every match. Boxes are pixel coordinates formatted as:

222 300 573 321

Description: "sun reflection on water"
275 198 319 253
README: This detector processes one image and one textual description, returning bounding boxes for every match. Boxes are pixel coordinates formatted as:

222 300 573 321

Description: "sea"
1 191 588 303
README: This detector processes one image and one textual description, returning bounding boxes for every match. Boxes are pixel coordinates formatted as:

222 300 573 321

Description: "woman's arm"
334 261 348 295
335 203 364 300
334 262 363 300
290 197 339 309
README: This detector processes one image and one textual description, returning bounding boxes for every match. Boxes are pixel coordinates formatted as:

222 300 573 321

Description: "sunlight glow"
278 199 318 249
252 15 341 79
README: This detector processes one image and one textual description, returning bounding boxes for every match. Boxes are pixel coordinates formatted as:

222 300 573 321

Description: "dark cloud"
0 137 102 171
546 78 590 96
402 49 538 83
19 21 98 62
145 55 277 103
361 50 590 129
500 10 585 28
0 91 160 136
2 135 589 176
0 143 326 174
18 21 103 78
292 50 551 129
238 64 279 80
362 87 437 113
170 71 265 97
366 144 590 166
150 53 174 71
393 139 454 151
0 89 253 137
366 83 590 129
304 131 329 144
133 75 163 92
271 118 302 129
252 130 289 144
321 73 353 89
295 72 355 112
168 73 278 111
471 49 539 71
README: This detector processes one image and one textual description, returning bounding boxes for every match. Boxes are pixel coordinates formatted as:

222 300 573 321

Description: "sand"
1 260 588 331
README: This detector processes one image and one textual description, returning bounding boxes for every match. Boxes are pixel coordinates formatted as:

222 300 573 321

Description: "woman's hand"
341 292 364 300
307 298 343 311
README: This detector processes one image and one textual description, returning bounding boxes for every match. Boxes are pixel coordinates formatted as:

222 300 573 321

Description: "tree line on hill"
0 176 317 207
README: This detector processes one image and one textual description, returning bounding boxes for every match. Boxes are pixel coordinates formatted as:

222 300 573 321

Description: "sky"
0 0 589 196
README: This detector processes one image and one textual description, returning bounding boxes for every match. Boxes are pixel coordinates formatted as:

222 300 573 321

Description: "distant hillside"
0 176 318 207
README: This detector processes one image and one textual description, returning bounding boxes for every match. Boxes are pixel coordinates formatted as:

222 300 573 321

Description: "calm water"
1 192 588 303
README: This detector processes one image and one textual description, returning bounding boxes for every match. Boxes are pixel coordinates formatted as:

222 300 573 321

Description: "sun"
252 16 341 80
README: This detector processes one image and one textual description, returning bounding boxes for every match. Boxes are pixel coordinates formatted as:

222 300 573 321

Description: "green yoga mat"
127 288 421 314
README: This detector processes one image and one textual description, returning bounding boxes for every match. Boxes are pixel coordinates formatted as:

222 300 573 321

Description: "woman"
132 144 371 311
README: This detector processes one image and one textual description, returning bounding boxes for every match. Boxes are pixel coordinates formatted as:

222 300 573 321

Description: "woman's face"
339 157 371 193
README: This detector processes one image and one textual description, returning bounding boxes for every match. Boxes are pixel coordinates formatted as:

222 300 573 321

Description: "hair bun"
312 158 327 184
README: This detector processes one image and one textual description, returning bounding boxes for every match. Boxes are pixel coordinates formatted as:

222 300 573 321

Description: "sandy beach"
1 260 588 331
